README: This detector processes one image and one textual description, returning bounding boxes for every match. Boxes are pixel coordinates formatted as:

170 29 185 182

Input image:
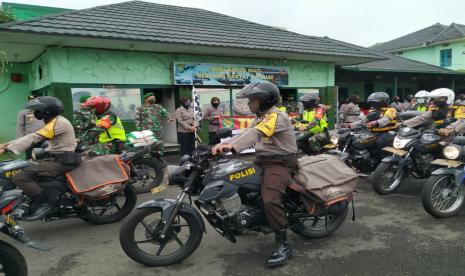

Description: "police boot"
266 230 293 267
24 193 52 222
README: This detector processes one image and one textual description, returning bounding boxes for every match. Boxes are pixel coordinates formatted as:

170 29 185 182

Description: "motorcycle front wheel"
422 175 465 218
131 158 165 194
372 162 403 195
0 240 27 276
291 201 348 239
80 185 137 225
119 208 203 266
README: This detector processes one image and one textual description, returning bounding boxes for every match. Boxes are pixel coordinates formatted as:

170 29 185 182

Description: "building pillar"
393 76 398 97
452 77 455 91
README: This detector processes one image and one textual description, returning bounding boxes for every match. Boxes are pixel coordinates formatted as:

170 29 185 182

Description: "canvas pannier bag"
65 155 130 199
293 154 357 203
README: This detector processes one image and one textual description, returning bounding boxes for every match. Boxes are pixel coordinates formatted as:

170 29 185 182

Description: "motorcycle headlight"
443 145 462 160
393 136 411 149
330 134 339 145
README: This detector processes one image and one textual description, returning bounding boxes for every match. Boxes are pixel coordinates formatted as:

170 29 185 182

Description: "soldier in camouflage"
283 95 299 114
135 93 173 140
81 96 126 157
72 95 96 147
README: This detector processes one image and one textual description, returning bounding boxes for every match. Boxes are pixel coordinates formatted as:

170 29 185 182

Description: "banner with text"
174 63 289 86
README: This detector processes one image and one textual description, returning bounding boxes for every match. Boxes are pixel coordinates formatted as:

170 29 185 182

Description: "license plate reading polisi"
382 147 407 156
430 159 463 168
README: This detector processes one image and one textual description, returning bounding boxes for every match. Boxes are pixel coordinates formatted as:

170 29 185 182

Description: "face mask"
34 110 44 120
431 108 448 120
416 99 426 104
212 102 220 108
182 101 191 109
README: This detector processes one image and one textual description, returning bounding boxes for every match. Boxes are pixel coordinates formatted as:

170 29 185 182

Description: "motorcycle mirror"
366 112 380 121
215 128 232 140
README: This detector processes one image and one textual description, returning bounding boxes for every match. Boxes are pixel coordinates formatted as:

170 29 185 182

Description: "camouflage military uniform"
72 107 96 145
84 112 122 157
135 104 169 140
283 99 299 114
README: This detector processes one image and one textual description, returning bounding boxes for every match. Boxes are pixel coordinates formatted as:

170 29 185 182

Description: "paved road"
15 159 465 276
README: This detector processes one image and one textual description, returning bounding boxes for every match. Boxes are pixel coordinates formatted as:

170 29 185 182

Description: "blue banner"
174 62 289 86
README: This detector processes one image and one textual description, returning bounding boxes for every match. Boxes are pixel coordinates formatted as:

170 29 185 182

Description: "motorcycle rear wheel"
372 162 403 195
422 175 465 218
119 208 203 266
0 240 27 276
80 185 137 225
131 158 165 194
291 202 348 239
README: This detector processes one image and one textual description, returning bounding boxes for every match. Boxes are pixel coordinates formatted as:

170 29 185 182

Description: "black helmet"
26 96 64 121
237 81 280 112
405 94 414 102
367 92 390 108
300 93 320 108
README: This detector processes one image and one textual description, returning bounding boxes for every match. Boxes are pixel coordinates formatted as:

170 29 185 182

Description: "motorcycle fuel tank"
205 159 263 191
0 160 30 177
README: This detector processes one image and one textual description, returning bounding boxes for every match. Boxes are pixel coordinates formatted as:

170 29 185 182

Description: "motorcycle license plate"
430 159 463 168
383 147 407 156
151 184 168 194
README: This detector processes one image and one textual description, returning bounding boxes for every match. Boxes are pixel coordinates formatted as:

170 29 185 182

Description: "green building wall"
1 47 336 144
1 2 72 20
0 63 31 142
29 47 335 90
397 39 465 72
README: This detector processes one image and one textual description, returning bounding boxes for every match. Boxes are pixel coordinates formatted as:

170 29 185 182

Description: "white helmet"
415 90 429 104
429 88 455 105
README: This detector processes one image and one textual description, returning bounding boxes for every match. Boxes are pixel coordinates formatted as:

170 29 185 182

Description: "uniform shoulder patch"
36 117 57 139
254 112 277 137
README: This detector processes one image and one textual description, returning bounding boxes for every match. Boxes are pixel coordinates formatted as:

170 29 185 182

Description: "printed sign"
174 63 289 86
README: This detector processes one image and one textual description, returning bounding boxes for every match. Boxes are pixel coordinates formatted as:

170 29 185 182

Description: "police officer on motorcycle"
348 92 398 148
401 88 455 129
0 96 77 220
212 81 298 267
413 90 429 112
295 93 329 154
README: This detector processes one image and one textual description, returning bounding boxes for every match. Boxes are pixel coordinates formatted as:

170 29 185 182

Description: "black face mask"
34 110 44 120
182 102 190 109
212 102 220 108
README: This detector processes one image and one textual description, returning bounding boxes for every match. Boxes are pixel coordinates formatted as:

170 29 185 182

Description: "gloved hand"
97 115 112 129
438 128 454 136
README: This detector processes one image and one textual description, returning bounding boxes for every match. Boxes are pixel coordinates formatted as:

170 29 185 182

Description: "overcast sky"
4 0 465 47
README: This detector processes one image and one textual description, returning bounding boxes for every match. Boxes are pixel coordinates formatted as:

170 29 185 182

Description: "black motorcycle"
421 136 465 218
0 148 139 224
371 123 451 195
333 125 395 175
0 188 48 276
119 129 352 266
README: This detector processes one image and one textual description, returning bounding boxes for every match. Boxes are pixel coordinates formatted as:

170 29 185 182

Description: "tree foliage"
0 7 15 23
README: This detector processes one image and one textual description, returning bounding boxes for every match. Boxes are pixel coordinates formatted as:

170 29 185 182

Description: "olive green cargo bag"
293 154 358 203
